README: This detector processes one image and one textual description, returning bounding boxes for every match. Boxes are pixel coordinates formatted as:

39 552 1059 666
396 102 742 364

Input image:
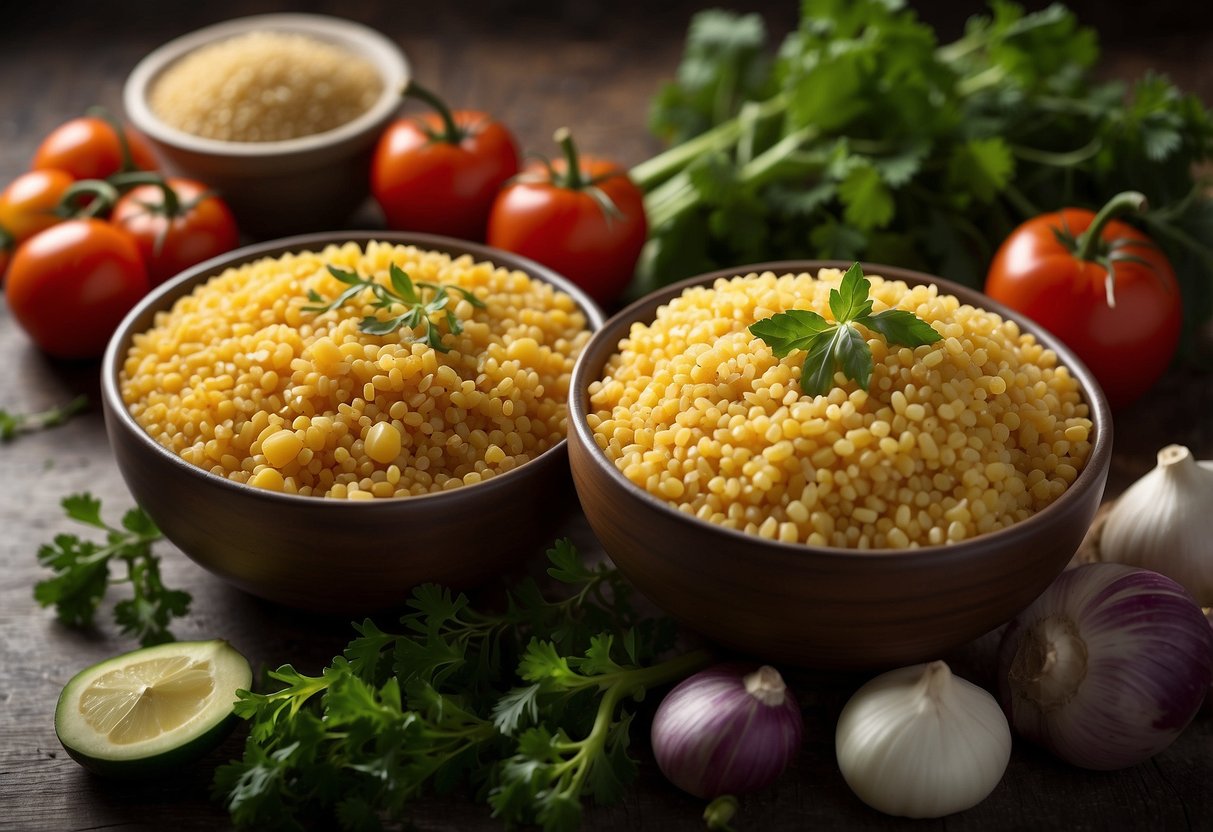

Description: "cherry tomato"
985 191 1181 410
371 84 518 241
111 178 239 287
32 116 157 181
0 169 74 250
487 128 646 307
5 219 149 359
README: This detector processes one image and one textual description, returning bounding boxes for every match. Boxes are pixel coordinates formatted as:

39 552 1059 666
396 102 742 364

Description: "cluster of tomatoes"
1 114 238 359
370 84 646 309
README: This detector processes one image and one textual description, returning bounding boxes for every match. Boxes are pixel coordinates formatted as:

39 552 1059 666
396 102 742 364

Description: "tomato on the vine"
985 191 1181 410
371 83 519 241
111 177 239 286
32 116 157 181
487 128 646 307
5 219 149 359
0 169 74 251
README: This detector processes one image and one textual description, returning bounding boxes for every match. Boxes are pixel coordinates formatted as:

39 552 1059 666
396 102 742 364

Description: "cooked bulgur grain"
587 269 1093 548
149 31 382 142
121 241 591 498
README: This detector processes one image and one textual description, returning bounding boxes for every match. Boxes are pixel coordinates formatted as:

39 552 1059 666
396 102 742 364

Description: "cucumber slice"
54 639 252 778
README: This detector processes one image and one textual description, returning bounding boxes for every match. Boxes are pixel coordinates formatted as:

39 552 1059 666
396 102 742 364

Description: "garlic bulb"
835 661 1011 819
1100 444 1213 606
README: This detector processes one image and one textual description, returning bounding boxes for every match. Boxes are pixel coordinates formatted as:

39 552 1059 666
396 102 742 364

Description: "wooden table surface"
1 2 1211 830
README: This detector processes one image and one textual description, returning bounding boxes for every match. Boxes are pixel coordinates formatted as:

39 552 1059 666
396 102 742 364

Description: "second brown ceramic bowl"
569 261 1112 669
102 232 603 613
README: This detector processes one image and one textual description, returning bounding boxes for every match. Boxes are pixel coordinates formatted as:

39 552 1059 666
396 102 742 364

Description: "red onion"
650 663 803 798
998 564 1213 770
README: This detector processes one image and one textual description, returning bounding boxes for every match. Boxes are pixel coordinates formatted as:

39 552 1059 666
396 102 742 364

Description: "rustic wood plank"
0 2 1210 830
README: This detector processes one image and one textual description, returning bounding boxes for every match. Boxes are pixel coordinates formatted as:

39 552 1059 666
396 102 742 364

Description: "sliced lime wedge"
55 639 252 777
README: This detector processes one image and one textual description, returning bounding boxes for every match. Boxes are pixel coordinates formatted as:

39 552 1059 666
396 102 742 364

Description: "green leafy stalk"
632 1 1213 351
489 637 710 831
0 394 88 442
749 262 941 396
33 493 190 646
304 263 484 353
215 540 688 832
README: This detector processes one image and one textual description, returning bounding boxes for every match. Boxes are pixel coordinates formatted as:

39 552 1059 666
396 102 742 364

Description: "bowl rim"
101 230 606 511
123 13 409 157
568 259 1113 563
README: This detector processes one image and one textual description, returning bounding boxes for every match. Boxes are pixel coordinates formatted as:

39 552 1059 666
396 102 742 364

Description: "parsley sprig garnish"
33 493 191 646
749 262 941 396
0 394 88 442
213 540 707 831
304 263 485 353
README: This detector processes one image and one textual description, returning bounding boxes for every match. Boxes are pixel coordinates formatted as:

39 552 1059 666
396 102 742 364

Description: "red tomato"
371 86 518 241
111 178 239 286
5 219 149 359
487 129 646 307
32 116 157 180
985 192 1181 410
0 169 74 247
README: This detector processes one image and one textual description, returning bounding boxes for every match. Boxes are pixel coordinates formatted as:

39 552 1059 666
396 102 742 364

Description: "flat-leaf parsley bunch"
214 540 708 832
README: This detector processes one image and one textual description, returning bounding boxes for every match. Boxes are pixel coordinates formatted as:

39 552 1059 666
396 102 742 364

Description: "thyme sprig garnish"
304 263 485 353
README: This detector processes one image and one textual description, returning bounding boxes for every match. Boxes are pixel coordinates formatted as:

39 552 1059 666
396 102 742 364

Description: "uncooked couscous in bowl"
587 267 1093 549
148 30 384 143
102 232 603 612
567 261 1111 668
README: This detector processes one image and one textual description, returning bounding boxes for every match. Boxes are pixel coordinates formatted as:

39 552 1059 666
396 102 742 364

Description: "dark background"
0 2 1210 831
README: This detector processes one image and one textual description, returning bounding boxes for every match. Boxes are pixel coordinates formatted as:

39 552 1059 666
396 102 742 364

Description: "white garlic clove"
1099 444 1213 607
835 660 1011 819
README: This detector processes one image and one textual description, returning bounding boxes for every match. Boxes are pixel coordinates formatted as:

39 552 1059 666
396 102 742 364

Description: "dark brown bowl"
568 261 1112 669
102 232 604 613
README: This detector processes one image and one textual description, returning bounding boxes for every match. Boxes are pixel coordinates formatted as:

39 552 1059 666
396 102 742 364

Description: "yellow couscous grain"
149 31 382 142
121 241 591 498
587 269 1093 549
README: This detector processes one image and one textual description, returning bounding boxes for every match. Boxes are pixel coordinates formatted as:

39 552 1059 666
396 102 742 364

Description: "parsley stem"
630 92 789 190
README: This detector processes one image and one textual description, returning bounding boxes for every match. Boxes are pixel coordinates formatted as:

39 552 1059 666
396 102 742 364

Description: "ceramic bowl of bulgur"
568 261 1112 669
101 232 602 612
123 14 408 236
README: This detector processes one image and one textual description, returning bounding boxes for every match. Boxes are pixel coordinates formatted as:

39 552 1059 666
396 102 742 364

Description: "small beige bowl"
101 232 604 613
123 14 408 237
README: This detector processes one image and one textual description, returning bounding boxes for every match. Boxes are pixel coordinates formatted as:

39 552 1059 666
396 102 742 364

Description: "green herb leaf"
829 262 875 322
305 264 476 345
0 395 88 443
751 262 941 396
215 538 709 830
747 309 833 357
33 494 188 645
859 308 943 346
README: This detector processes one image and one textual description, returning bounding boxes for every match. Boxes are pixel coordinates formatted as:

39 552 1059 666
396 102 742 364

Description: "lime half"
55 639 252 777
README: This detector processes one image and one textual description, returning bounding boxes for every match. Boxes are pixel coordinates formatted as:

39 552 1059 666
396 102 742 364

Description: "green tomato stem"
87 105 140 173
405 81 463 144
554 127 585 191
59 179 121 219
1074 190 1148 263
109 171 183 216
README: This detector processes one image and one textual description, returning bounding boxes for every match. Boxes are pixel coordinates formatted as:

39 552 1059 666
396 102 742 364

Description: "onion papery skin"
998 564 1213 770
650 663 804 799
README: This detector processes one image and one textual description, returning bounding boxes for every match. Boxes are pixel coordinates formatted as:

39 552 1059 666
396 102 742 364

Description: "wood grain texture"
1 1 1211 830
